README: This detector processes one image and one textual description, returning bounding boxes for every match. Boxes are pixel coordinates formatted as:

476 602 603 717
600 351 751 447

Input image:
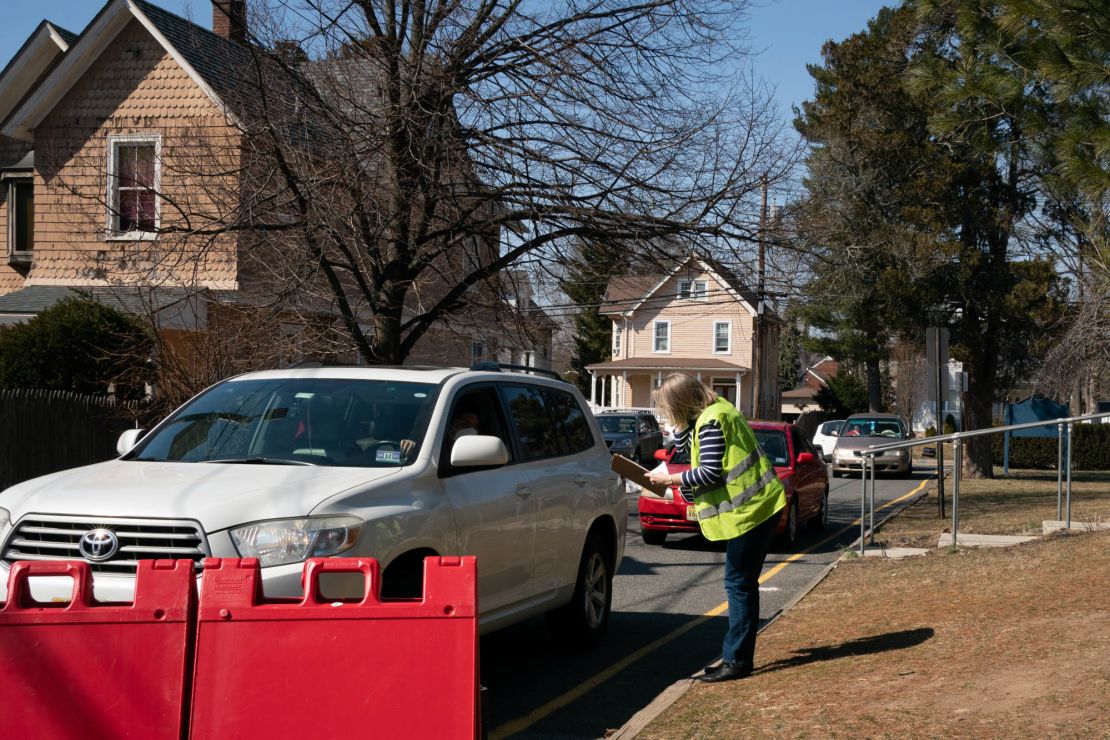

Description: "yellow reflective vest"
690 398 787 541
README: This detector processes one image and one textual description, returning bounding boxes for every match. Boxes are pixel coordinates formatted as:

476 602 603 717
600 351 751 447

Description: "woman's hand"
648 469 677 487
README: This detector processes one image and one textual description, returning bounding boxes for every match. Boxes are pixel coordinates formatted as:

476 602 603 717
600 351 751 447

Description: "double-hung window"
678 279 707 300
653 320 670 353
107 135 160 238
713 321 731 354
612 323 622 357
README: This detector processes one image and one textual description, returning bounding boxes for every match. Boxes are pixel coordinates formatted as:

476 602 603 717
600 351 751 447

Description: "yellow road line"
490 476 932 738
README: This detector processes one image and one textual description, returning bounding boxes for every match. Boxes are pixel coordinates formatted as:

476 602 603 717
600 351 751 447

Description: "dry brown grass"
877 470 1110 548
641 529 1110 739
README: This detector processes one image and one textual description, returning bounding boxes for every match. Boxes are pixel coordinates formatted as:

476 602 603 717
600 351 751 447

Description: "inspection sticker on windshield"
376 449 402 463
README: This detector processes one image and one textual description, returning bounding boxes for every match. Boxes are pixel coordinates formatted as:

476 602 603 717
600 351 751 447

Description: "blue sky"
1 0 889 120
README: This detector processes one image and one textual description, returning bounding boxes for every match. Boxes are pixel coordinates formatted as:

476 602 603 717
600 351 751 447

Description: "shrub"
0 298 154 398
991 423 1110 470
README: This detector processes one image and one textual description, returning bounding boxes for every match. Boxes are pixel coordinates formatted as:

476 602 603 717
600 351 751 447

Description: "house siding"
27 20 240 290
0 136 35 294
628 271 754 359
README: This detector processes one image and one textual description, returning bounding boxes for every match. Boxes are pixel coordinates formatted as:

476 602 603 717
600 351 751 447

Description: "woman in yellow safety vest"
648 374 786 682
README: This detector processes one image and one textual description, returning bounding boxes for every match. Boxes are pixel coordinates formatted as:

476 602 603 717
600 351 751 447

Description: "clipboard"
610 454 669 497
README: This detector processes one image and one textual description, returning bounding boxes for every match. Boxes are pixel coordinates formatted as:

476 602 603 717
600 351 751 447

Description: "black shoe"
696 662 752 683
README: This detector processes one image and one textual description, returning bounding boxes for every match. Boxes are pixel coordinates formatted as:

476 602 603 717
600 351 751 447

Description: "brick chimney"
212 1 247 44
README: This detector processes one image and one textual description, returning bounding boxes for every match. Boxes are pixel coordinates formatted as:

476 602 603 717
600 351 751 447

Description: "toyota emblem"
78 528 120 562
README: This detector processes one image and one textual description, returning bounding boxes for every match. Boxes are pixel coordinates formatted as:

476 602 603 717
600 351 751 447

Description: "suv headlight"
229 516 365 567
0 507 10 544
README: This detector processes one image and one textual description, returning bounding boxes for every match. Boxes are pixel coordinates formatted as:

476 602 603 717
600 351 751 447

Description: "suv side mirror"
451 435 509 467
796 451 816 465
117 428 146 456
654 448 670 461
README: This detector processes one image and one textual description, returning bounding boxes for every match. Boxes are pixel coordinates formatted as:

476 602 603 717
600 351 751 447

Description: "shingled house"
0 0 548 372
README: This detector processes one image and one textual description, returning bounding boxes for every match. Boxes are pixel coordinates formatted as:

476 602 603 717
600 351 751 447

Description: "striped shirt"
673 419 725 492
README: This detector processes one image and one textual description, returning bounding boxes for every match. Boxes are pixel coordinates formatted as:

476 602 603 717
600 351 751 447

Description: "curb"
610 480 935 739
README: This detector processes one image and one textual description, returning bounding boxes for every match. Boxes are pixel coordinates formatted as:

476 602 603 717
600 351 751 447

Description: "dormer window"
107 134 160 239
678 279 707 300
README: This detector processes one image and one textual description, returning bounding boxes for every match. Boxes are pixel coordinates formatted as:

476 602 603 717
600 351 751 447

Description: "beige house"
587 255 781 419
0 0 546 372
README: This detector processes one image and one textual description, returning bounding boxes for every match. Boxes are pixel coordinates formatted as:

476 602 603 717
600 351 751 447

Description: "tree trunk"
866 356 883 412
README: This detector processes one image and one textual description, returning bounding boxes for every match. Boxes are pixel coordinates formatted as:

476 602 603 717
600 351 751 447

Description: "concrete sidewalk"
936 533 1039 548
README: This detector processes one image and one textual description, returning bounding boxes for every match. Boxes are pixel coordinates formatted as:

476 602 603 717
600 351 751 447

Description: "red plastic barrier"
188 556 479 739
0 560 196 740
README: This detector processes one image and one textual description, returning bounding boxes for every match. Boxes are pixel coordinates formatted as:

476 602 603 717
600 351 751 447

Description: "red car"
638 421 829 547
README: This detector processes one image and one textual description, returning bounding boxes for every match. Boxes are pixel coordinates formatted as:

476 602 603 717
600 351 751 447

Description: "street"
480 471 932 739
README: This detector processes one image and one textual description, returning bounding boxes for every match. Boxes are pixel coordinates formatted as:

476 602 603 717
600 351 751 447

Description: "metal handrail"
855 410 1110 555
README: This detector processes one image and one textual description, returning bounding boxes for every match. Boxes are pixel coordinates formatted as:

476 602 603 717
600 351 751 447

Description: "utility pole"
752 175 768 419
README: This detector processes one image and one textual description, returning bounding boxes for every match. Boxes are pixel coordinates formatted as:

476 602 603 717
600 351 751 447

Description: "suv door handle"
573 475 588 487
515 483 532 497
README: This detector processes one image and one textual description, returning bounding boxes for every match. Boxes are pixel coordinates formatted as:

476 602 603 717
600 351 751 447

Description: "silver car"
830 413 913 478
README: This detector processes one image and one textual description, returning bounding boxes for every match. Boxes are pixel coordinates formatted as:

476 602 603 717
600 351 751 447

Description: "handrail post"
951 437 961 548
1056 423 1064 521
1065 422 1073 529
869 454 876 544
859 455 867 556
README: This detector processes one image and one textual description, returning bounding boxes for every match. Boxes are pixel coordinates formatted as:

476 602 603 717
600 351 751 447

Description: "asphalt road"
480 470 932 739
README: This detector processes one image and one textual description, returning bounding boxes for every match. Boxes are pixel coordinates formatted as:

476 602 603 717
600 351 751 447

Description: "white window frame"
713 320 732 354
105 133 162 240
653 320 670 354
678 279 708 300
612 322 622 357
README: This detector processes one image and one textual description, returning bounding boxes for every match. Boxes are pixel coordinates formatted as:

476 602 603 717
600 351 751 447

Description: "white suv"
0 365 626 646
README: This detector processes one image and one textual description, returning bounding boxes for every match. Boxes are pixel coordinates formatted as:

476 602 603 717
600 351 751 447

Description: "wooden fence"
0 389 144 491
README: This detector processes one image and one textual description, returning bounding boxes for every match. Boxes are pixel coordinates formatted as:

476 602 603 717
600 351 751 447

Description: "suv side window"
500 384 594 461
542 387 595 454
438 386 514 477
501 384 561 461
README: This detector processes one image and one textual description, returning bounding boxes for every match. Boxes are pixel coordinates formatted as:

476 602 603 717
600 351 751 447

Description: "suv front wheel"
547 532 612 649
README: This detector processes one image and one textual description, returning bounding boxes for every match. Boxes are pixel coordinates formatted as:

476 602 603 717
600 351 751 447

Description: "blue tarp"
1003 395 1070 474
1004 395 1070 437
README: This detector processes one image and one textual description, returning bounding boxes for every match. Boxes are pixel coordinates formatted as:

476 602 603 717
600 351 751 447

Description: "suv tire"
547 532 612 649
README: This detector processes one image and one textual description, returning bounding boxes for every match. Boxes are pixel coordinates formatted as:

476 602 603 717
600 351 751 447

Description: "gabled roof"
2 0 252 141
599 254 775 320
600 275 660 315
0 20 77 128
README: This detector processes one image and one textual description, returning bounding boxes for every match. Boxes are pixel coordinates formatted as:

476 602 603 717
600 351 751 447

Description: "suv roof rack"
469 361 563 381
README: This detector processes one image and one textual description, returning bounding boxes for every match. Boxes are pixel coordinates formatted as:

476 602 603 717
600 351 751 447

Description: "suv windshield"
131 378 440 467
598 416 638 434
842 418 906 438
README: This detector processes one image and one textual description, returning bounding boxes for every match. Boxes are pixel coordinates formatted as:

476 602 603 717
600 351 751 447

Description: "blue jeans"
721 508 782 667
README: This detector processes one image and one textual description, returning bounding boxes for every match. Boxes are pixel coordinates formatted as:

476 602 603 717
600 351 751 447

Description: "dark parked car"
638 421 829 547
596 410 663 464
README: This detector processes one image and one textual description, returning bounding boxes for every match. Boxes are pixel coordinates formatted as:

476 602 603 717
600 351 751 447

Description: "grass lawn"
876 469 1110 548
637 470 1110 739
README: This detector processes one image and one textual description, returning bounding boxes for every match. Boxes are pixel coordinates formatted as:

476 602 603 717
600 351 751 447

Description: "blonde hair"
653 374 717 427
